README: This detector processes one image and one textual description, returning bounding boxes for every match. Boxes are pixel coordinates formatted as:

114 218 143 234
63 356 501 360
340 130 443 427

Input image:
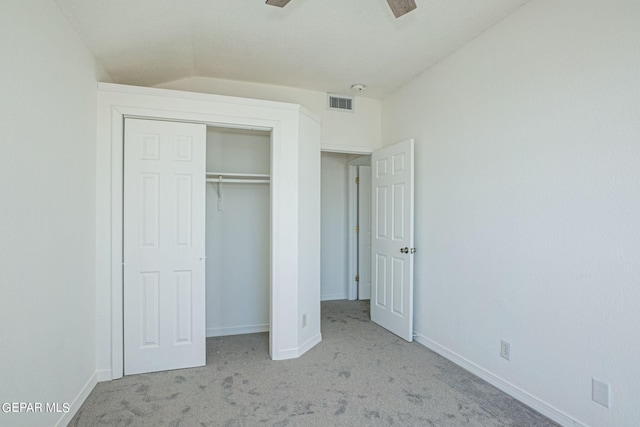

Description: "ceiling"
55 0 529 99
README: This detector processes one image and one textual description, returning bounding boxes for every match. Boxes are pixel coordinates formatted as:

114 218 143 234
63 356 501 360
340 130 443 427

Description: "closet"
205 127 271 338
98 82 322 378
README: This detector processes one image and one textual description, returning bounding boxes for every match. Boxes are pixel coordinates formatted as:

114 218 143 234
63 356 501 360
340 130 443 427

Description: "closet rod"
205 178 270 184
206 172 270 178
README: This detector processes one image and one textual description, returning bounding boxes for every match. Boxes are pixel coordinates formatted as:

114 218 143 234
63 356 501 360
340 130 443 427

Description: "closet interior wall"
205 127 271 337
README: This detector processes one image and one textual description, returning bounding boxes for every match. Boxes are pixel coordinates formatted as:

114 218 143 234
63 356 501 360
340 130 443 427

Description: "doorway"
320 151 372 302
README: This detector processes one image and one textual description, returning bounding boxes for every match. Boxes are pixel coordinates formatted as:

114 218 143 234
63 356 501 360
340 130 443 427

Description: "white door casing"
370 139 415 342
123 118 207 375
358 165 372 300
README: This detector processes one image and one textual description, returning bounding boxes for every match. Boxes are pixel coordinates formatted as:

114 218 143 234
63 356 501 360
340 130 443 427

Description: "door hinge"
355 226 360 233
355 177 360 184
355 275 360 282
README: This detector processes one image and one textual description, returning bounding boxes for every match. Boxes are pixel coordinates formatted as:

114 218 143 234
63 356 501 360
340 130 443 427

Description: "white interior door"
370 139 414 342
124 118 207 375
358 165 372 300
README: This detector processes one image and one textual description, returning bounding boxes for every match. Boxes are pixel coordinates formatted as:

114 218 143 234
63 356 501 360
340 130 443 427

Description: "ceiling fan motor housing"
266 0 417 18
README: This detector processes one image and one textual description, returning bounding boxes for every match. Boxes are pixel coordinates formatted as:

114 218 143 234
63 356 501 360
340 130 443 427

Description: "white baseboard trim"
298 333 322 357
55 371 97 427
96 369 112 382
273 348 299 360
273 333 323 360
207 324 269 337
413 332 586 427
321 293 347 301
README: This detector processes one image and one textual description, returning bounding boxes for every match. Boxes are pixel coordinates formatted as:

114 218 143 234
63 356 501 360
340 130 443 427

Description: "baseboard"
321 293 347 301
298 333 322 357
273 348 297 360
96 369 112 382
55 371 97 427
273 333 322 360
413 332 586 427
207 324 269 337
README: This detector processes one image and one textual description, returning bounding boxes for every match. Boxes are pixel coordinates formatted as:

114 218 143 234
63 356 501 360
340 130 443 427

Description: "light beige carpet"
70 300 558 426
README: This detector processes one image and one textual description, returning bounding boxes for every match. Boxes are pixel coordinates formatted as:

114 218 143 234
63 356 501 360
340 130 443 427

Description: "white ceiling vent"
328 94 354 112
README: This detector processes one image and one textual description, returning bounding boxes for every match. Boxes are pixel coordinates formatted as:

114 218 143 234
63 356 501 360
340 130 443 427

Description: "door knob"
400 247 409 254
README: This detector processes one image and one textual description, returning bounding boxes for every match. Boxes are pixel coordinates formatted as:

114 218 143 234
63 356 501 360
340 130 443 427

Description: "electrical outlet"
592 378 610 407
302 313 307 328
500 340 511 360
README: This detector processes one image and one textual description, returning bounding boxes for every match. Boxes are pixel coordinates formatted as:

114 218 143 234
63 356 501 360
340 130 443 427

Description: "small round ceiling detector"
351 84 366 92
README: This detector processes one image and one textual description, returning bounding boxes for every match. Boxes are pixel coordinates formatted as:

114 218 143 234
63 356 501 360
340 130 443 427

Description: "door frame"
347 155 372 300
115 109 275 378
97 84 321 380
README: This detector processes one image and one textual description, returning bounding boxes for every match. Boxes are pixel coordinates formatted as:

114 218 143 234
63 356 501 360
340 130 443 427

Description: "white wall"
0 1 100 426
297 112 323 352
206 128 270 336
320 152 350 300
382 1 640 426
156 76 381 153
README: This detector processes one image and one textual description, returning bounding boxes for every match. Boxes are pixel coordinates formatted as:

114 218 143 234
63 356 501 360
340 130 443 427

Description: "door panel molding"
370 139 414 342
123 118 206 375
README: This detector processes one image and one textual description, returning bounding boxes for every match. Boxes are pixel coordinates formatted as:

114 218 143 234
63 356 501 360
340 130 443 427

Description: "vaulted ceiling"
56 0 529 99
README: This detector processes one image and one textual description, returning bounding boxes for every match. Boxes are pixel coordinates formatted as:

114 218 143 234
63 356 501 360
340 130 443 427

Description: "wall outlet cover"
500 340 511 360
592 378 610 408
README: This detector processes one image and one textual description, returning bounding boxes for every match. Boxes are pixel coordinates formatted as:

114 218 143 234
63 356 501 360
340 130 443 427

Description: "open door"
370 139 415 342
123 118 207 375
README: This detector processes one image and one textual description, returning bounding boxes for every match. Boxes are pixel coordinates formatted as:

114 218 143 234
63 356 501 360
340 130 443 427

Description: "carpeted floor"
70 300 559 426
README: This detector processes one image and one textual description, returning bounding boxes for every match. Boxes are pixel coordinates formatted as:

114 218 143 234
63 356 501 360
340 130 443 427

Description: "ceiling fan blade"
387 0 417 18
265 0 291 7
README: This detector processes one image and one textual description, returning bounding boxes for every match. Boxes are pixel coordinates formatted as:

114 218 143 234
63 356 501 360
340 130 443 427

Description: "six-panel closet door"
123 118 207 375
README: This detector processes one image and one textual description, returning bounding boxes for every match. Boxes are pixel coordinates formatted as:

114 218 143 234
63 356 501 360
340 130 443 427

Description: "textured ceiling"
56 0 529 99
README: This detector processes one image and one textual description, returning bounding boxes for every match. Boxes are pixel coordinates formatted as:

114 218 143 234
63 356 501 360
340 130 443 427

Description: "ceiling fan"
265 0 417 18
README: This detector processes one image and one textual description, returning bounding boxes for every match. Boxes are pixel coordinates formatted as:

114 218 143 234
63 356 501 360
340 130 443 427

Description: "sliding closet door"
123 118 207 375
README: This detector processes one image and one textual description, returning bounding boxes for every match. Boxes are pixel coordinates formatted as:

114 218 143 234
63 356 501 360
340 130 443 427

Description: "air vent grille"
328 94 354 112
